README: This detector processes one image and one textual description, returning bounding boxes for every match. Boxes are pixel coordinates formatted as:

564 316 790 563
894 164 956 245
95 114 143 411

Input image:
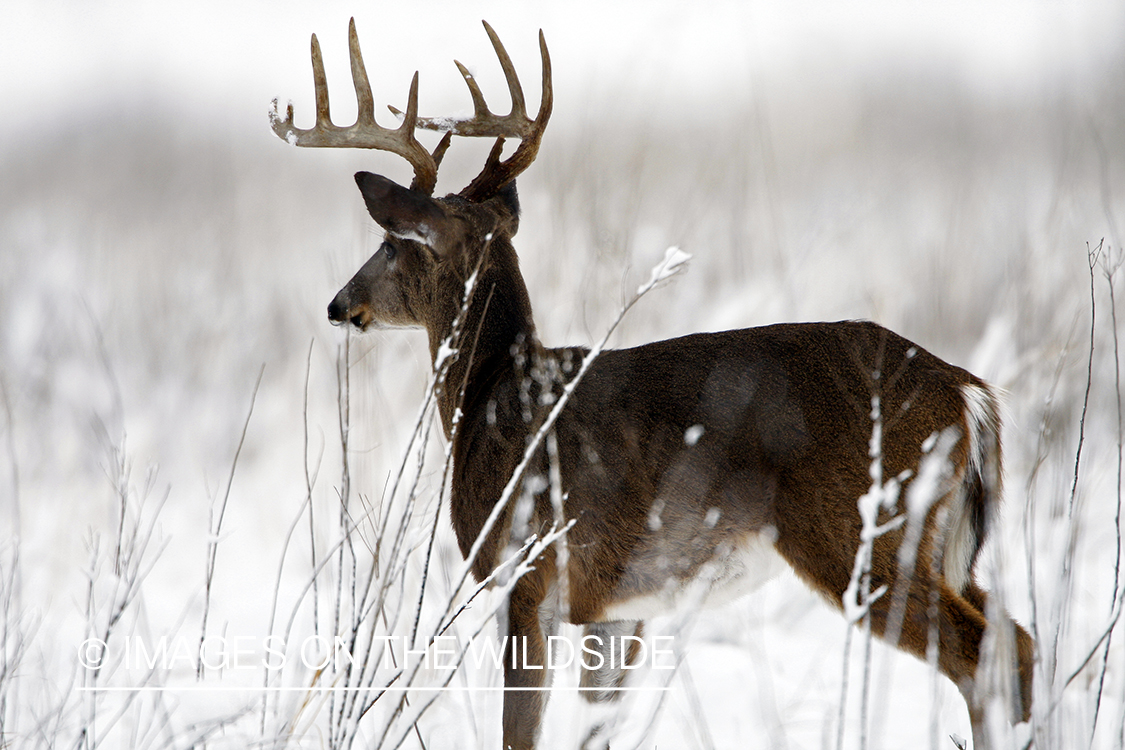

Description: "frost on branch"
843 394 909 624
432 268 480 376
638 246 692 296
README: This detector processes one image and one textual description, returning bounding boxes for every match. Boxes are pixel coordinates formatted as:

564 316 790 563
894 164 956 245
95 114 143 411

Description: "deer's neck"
427 243 537 438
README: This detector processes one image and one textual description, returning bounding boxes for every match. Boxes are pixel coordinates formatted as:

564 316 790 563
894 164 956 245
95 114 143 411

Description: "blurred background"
2 0 1125 747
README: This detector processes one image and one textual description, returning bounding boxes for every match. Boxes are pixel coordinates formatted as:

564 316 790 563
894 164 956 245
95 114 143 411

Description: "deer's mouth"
341 309 374 331
327 298 375 331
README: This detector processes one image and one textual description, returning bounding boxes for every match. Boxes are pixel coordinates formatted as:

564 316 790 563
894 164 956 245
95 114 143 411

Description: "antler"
390 21 552 201
270 19 551 201
269 18 445 195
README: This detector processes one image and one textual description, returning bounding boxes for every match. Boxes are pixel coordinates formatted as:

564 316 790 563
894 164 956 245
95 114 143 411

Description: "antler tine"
454 60 491 122
269 19 439 195
402 72 439 194
536 30 553 129
347 18 375 126
401 70 421 131
482 20 529 126
311 34 331 127
431 131 454 170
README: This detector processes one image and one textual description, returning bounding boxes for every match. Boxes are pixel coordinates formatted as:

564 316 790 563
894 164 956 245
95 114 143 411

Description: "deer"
271 19 1034 750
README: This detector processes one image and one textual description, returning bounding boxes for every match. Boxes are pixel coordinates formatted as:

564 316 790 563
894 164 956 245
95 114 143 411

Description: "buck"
271 19 1034 749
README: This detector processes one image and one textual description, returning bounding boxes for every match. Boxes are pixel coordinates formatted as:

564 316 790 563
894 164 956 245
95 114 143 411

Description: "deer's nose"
327 293 349 325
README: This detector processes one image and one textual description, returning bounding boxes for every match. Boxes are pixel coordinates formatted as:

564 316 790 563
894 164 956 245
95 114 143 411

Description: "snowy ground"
3 1 1125 748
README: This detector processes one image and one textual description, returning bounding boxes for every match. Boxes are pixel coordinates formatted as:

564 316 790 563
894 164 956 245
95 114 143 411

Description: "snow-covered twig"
838 390 910 750
842 395 909 625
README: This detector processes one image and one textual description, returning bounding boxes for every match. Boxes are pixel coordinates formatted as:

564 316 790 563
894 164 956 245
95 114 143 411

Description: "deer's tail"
943 382 1003 594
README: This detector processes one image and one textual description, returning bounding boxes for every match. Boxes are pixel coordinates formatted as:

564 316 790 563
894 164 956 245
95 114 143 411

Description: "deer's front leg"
502 579 552 750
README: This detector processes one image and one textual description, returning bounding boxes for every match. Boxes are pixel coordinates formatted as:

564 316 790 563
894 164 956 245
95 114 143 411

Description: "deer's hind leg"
959 581 1034 724
775 519 1031 747
863 576 1033 749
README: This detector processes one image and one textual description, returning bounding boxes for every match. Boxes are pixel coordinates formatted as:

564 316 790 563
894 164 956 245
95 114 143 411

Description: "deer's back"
562 319 976 479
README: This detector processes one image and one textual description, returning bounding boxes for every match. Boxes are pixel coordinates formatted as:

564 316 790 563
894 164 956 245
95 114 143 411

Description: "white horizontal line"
77 686 671 693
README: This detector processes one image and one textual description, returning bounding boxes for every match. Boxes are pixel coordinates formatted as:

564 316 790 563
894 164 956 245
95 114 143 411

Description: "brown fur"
328 172 1033 749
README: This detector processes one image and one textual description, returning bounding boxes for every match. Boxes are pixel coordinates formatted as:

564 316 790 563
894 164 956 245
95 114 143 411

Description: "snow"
2 2 1124 748
637 245 691 296
703 506 721 528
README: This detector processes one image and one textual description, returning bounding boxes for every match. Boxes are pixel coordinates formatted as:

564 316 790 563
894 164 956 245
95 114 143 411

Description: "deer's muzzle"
327 291 373 330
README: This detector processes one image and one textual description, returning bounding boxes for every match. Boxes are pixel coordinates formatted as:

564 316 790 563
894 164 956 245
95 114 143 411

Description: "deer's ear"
355 172 448 243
